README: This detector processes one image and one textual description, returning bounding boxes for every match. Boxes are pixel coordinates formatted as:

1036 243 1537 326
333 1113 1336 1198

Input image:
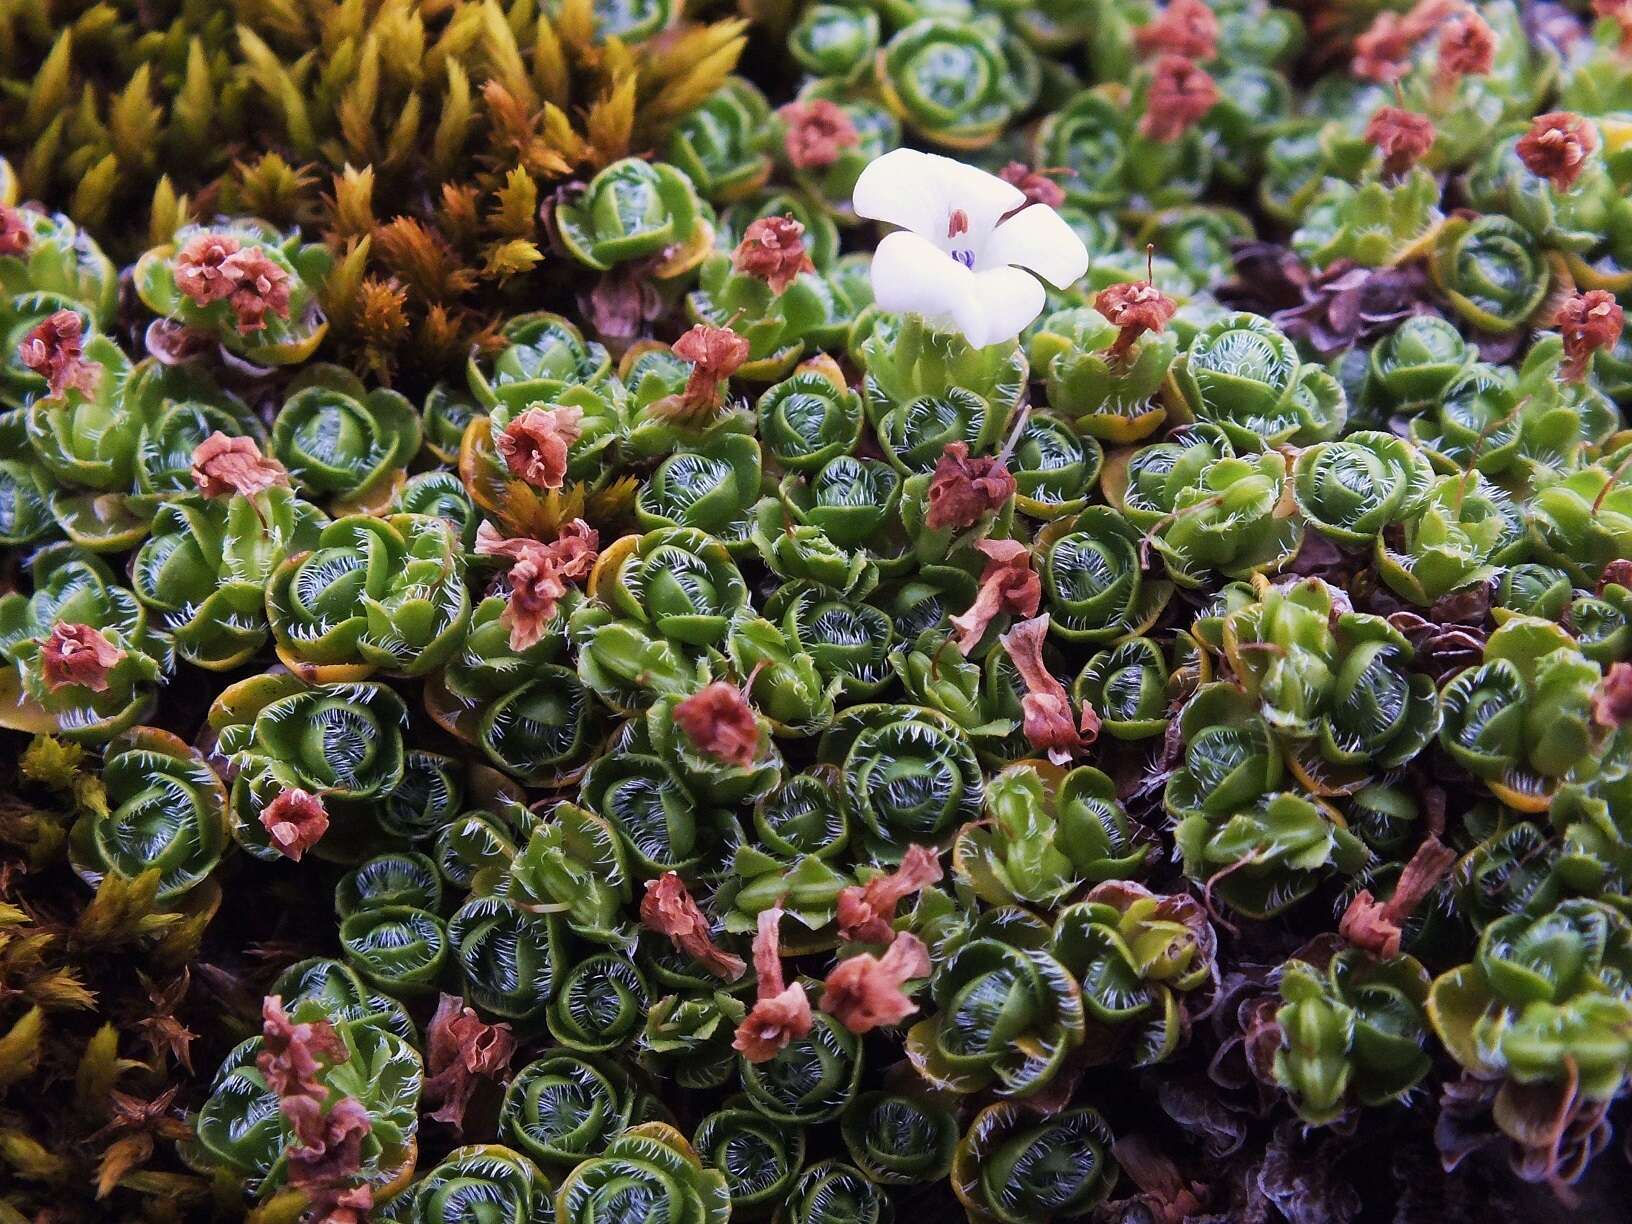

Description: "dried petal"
256 995 345 1101
190 432 289 498
1517 111 1597 193
1594 661 1632 729
1000 614 1090 764
1140 56 1218 142
998 162 1067 211
220 246 292 334
836 844 944 944
422 993 517 1132
260 789 330 863
733 906 813 1062
819 933 931 1034
674 681 761 767
285 1094 372 1193
1338 835 1456 958
950 538 1041 654
640 872 747 981
1436 10 1496 82
780 99 860 171
497 405 584 490
733 215 814 293
40 623 124 694
925 441 1016 531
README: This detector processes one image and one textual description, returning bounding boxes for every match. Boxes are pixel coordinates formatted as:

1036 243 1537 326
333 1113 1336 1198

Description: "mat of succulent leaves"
9 0 1632 1220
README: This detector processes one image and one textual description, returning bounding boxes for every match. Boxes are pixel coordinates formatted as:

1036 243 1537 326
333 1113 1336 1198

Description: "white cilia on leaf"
853 149 1089 348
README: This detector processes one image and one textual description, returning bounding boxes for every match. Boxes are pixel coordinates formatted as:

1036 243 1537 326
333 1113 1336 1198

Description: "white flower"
852 149 1089 349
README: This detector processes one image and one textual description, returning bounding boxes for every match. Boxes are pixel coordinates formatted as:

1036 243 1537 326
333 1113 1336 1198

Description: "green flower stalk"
1291 168 1443 267
1052 881 1218 1065
447 892 565 1022
953 763 1146 908
0 204 118 327
266 513 469 681
0 550 169 742
509 801 635 948
594 527 750 648
1272 945 1434 1125
1438 616 1601 811
1147 447 1303 587
67 725 227 901
1172 312 1346 450
1039 506 1173 642
468 312 613 409
271 364 422 511
950 1103 1118 1224
500 1051 642 1170
134 222 331 365
781 1159 892 1224
840 1091 956 1186
635 434 765 551
555 158 714 277
1073 637 1171 740
905 908 1084 1097
555 1122 729 1224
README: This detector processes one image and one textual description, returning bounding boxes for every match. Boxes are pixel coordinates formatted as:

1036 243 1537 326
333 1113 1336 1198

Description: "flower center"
951 249 975 268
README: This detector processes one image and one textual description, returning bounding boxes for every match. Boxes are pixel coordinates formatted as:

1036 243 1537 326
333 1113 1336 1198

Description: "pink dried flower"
497 405 584 490
422 993 517 1132
260 789 329 863
733 906 813 1063
819 933 932 1034
950 538 1041 655
674 681 761 767
925 442 1016 532
780 99 860 170
733 216 815 293
18 310 99 398
190 432 289 498
1000 614 1094 764
40 623 123 694
836 845 944 945
640 872 747 981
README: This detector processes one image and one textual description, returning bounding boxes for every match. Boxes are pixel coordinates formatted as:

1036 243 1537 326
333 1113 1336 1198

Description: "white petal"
963 267 1047 348
981 205 1090 288
853 149 1025 240
853 149 948 236
927 155 1027 234
870 230 978 324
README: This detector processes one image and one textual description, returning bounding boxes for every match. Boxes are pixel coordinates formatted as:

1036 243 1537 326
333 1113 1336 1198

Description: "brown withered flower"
1556 289 1625 381
190 432 289 498
949 538 1041 655
0 205 31 256
732 905 813 1063
673 681 762 767
1517 111 1598 192
924 441 1016 531
18 309 100 398
1339 835 1457 959
1097 278 1178 363
836 844 944 945
640 872 747 981
666 324 751 418
40 623 124 693
733 215 815 293
174 233 244 307
1365 105 1436 176
497 404 584 490
998 163 1067 210
260 788 330 863
422 993 518 1132
819 933 932 1034
780 99 860 170
1140 56 1219 142
1001 614 1096 764
1134 0 1220 61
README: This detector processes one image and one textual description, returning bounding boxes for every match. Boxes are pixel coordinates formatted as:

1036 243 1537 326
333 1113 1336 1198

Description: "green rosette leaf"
840 1091 955 1186
448 891 564 1021
1174 312 1343 450
949 1103 1117 1224
271 364 421 509
554 1122 730 1224
666 78 774 204
635 434 764 553
693 1105 805 1214
340 903 449 997
740 1010 863 1123
509 801 635 947
1040 506 1173 643
406 1145 555 1224
501 1051 640 1170
1429 213 1550 334
782 1159 893 1224
556 159 713 275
